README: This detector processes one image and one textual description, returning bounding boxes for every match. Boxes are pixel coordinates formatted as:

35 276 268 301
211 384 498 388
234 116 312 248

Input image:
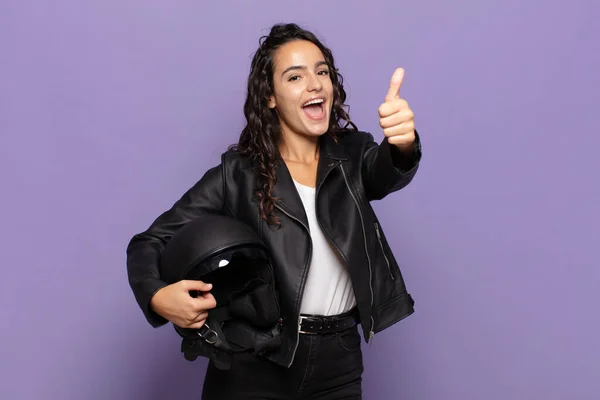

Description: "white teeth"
303 98 324 107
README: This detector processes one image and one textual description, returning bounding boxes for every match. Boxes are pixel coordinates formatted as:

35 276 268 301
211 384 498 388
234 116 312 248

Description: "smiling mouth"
302 98 326 121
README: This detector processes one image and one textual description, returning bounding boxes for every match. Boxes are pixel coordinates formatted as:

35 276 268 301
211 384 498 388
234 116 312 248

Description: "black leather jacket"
126 129 422 368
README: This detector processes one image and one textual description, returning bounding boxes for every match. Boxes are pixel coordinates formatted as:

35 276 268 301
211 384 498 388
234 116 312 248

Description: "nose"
307 71 323 92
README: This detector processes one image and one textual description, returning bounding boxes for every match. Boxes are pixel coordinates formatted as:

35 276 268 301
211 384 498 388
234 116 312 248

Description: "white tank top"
293 180 357 316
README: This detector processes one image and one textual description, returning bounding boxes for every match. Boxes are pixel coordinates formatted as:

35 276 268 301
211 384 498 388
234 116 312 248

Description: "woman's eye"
288 75 300 82
318 70 330 75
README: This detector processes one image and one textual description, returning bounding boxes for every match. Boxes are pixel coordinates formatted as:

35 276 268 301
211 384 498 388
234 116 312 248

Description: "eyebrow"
281 60 328 77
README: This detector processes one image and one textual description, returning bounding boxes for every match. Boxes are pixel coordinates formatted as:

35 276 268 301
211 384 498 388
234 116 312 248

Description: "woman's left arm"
362 67 423 200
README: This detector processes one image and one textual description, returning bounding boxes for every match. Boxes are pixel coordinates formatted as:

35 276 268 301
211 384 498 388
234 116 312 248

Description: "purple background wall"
1 1 599 399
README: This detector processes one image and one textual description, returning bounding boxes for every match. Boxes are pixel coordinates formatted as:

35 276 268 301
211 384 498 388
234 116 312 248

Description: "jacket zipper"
273 201 312 368
339 163 376 344
374 222 395 280
277 159 348 365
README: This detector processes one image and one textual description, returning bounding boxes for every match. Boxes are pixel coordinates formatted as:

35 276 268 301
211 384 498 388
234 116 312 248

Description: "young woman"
126 23 422 399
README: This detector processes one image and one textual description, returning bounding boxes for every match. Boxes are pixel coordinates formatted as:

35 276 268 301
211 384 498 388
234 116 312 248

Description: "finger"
379 109 414 129
200 292 218 309
200 292 216 302
385 68 405 102
186 319 208 330
378 98 409 118
387 134 415 148
193 311 209 323
183 309 208 326
191 293 217 311
383 122 415 138
180 279 213 292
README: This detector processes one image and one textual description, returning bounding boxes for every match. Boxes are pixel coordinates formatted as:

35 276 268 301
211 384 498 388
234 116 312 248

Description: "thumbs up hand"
378 68 416 150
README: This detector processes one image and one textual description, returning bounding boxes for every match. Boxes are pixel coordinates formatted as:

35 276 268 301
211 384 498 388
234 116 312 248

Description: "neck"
278 130 320 164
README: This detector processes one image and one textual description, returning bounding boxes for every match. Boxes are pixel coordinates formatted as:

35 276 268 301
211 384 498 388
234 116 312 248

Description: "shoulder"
337 130 377 146
220 147 253 171
194 147 251 187
211 148 257 191
333 129 380 160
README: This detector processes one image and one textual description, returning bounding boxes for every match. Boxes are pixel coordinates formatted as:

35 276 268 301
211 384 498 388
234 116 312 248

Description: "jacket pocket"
374 222 396 280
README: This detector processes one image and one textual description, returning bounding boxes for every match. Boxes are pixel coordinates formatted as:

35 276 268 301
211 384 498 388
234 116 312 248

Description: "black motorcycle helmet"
159 213 282 369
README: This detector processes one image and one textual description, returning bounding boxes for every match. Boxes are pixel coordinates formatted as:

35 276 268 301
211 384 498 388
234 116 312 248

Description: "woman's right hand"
150 280 217 329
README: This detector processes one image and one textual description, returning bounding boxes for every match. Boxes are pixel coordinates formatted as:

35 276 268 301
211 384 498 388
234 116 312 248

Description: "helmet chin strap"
176 314 234 370
197 324 218 344
175 306 283 370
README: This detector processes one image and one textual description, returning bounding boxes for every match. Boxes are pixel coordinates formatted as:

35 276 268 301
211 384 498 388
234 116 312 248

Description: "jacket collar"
319 131 348 161
272 133 348 227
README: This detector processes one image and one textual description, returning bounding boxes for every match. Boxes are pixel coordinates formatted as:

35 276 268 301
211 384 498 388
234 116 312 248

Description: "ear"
268 95 276 109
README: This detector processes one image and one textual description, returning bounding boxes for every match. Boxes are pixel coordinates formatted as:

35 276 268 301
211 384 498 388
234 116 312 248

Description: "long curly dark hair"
230 23 356 227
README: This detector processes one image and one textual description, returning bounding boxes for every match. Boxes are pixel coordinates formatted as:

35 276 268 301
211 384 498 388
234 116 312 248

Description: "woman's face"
268 40 334 139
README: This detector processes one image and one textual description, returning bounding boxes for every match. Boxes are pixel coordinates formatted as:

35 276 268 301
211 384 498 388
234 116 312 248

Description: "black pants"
201 325 364 399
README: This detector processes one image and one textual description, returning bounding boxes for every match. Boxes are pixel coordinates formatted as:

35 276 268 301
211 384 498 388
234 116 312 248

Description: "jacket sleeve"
126 163 226 327
361 130 422 201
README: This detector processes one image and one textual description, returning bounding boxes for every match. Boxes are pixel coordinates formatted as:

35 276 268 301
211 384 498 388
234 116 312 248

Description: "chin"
301 116 331 137
303 125 329 137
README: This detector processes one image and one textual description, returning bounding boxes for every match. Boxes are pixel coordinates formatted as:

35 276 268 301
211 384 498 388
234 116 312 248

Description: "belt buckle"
298 316 318 335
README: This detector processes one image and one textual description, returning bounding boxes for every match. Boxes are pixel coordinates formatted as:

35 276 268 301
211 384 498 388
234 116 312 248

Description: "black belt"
298 307 359 335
